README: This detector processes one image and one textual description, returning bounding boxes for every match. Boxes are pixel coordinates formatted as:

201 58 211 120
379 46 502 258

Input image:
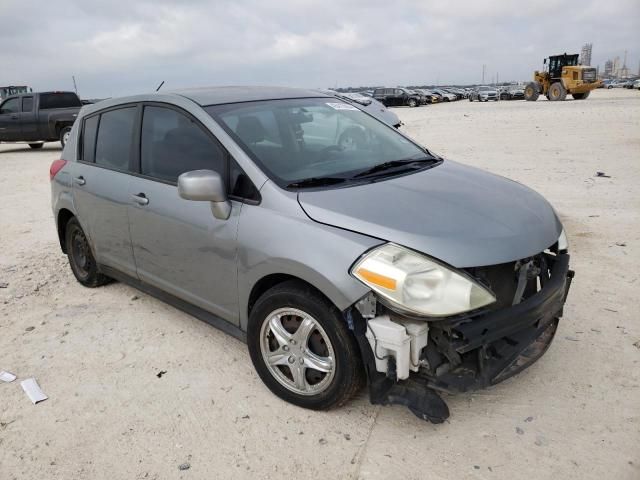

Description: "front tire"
524 82 540 101
65 217 110 287
247 281 364 410
572 92 590 100
29 143 43 149
548 82 567 101
59 126 72 148
407 98 417 107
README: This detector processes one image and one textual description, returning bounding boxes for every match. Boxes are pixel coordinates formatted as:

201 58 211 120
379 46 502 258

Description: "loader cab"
545 54 579 79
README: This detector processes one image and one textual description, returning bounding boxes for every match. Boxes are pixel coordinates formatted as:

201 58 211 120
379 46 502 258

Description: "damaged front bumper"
347 252 574 423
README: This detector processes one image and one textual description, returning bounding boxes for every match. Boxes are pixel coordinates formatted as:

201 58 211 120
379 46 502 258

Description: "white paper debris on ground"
21 378 48 404
0 371 17 382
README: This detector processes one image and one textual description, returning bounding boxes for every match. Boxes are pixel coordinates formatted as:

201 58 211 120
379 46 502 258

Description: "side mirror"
178 169 231 220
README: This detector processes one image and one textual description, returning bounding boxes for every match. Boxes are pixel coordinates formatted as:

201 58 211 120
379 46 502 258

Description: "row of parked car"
341 85 529 108
602 78 640 89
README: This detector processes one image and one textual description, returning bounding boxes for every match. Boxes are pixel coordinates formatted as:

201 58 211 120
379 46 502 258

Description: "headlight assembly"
351 244 496 318
557 228 568 252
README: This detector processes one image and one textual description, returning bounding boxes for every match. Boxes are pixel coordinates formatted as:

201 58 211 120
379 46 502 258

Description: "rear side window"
95 107 136 171
81 115 99 163
39 93 82 110
140 106 225 183
22 97 33 112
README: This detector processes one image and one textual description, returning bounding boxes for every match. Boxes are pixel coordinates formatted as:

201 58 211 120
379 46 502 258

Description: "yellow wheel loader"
524 53 602 101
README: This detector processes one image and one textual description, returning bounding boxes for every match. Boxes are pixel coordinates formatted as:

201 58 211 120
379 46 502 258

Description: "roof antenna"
155 81 165 92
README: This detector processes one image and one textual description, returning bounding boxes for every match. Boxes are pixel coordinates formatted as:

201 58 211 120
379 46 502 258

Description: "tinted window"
141 106 225 183
0 98 20 114
81 115 99 163
95 107 136 171
22 97 33 112
39 93 82 110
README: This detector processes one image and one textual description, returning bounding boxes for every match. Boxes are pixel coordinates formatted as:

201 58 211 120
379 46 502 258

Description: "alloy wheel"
260 308 335 396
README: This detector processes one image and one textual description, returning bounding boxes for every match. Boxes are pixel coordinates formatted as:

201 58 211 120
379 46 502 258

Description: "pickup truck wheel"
29 143 44 149
247 280 364 410
59 126 72 148
65 217 110 288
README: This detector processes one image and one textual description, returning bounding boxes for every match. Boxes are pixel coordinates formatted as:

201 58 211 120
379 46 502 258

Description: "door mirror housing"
178 169 231 220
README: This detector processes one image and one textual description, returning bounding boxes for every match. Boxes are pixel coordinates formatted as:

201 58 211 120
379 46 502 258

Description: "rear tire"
548 82 567 101
65 217 110 288
524 82 540 101
29 143 43 149
247 280 364 411
572 92 590 100
407 98 417 108
59 126 72 148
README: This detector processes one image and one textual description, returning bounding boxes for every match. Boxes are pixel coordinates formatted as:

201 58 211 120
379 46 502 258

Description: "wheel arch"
56 208 75 253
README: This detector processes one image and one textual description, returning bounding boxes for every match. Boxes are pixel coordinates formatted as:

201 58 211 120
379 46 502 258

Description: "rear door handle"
74 176 86 185
131 193 149 206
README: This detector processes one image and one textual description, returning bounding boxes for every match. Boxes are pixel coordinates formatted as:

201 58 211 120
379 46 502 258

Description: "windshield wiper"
352 157 436 179
286 177 348 189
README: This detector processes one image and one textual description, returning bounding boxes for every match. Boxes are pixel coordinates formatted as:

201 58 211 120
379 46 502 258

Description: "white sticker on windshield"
326 102 359 111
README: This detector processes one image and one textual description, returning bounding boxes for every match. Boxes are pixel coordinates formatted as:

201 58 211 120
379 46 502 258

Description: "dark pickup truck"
0 91 82 149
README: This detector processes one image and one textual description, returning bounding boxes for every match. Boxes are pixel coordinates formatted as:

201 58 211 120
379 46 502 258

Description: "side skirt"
99 264 247 343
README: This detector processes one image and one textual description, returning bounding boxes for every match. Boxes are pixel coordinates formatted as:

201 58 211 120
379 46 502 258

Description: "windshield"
478 86 492 91
207 98 434 187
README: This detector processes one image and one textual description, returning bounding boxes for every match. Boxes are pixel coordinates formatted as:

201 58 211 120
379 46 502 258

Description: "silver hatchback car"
51 86 573 422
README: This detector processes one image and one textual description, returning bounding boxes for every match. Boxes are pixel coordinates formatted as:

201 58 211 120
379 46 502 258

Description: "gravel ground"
1 88 638 480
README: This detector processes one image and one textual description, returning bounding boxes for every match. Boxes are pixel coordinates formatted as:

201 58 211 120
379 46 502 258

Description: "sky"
1 0 638 98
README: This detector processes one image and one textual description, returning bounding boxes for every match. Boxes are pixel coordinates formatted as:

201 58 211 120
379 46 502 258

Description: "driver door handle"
74 176 86 185
131 193 149 206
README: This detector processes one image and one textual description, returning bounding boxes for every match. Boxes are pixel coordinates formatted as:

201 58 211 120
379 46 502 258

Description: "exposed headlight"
351 244 496 317
557 228 568 252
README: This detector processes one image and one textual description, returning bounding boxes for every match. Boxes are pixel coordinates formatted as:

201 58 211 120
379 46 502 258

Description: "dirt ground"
1 88 638 480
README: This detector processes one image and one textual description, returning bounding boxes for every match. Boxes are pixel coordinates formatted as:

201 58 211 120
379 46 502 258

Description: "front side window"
140 106 225 183
95 107 136 171
0 98 20 114
208 98 434 188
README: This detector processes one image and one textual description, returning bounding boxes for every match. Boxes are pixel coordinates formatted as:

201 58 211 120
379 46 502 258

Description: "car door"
20 96 38 140
0 97 22 141
127 104 241 323
72 106 139 278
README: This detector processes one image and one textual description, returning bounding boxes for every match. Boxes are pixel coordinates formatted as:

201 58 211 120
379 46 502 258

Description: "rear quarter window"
39 93 82 110
81 115 99 163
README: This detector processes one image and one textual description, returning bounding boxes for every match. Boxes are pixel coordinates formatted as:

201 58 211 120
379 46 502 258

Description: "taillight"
50 159 67 181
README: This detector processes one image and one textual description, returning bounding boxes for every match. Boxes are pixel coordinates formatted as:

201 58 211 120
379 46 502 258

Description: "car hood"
297 160 562 268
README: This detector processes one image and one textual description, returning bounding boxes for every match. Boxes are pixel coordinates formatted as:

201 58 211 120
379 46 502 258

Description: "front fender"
236 185 382 331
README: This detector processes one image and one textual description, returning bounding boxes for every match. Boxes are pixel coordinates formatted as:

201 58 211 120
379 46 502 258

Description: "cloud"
0 0 637 97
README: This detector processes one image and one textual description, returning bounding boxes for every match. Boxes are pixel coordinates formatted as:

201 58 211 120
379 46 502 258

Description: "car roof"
171 86 328 106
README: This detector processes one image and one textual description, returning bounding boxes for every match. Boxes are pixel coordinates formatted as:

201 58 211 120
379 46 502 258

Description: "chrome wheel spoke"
289 362 307 391
303 351 333 373
268 316 291 347
266 350 290 367
292 318 315 345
